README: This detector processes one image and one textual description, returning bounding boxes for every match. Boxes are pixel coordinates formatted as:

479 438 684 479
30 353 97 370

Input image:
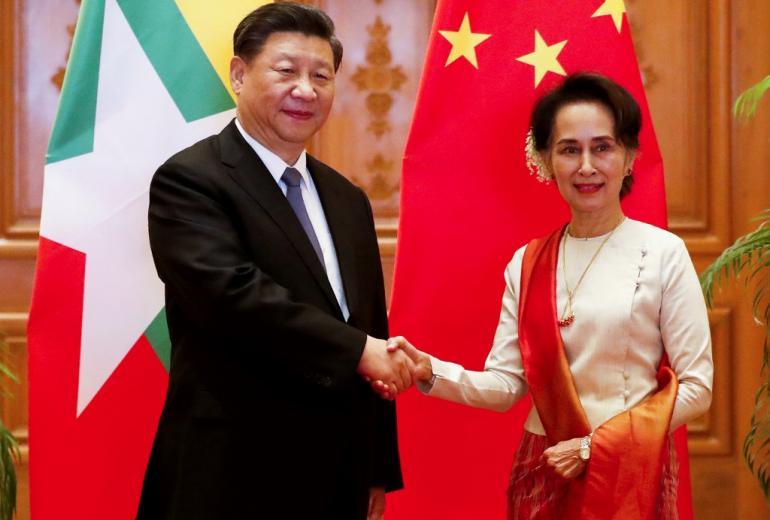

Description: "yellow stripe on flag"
175 0 271 99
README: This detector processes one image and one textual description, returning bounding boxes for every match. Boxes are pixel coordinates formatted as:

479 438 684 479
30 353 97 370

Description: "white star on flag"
40 0 234 415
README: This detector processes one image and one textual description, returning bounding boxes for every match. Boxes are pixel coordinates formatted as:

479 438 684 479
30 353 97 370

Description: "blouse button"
623 371 630 380
623 390 631 398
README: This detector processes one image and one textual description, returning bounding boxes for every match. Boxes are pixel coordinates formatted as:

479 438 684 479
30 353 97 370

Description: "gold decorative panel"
351 16 407 139
313 0 435 230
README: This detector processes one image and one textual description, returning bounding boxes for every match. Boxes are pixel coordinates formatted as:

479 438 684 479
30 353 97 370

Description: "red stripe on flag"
28 237 168 519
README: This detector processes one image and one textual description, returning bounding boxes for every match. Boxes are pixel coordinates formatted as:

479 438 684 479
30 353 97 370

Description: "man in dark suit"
137 3 412 519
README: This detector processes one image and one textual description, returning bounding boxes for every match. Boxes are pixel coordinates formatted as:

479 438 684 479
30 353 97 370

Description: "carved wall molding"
51 0 80 91
351 16 407 138
313 0 434 222
349 153 399 202
3 0 81 254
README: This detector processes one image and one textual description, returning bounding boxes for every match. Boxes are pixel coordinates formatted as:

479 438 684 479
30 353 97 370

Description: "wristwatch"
579 433 593 461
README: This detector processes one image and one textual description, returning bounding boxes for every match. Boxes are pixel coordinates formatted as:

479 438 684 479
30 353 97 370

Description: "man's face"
230 31 336 163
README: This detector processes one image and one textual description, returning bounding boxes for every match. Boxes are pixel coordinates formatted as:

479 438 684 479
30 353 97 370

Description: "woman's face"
545 101 634 217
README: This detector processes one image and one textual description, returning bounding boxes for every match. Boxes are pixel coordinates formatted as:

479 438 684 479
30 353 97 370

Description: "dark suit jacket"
137 120 402 519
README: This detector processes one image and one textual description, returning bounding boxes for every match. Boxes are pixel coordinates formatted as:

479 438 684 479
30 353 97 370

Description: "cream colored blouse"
425 218 713 435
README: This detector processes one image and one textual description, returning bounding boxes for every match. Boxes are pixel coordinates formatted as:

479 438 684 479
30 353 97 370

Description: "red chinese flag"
388 1 692 518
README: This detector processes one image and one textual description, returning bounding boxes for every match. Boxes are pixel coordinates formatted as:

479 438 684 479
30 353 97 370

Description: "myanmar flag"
27 1 263 518
389 0 692 519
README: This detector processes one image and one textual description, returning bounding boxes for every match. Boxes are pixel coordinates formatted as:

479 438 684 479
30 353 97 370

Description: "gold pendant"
558 314 575 327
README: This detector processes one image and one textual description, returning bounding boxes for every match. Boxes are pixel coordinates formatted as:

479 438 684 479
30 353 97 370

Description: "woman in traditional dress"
383 73 713 519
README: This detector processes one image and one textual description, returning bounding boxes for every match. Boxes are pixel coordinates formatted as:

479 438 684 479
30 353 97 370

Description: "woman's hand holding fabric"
542 437 586 480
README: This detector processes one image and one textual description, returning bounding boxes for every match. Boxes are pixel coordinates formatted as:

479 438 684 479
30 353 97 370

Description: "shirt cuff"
416 355 450 394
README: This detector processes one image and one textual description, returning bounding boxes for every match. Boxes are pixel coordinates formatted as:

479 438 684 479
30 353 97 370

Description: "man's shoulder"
307 154 366 198
164 134 219 167
167 121 238 164
160 119 242 169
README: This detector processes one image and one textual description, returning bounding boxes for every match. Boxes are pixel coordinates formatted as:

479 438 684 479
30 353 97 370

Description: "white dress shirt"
235 119 350 321
425 218 713 434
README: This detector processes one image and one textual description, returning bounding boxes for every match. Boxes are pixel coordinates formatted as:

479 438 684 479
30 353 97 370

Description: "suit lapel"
308 155 359 319
217 121 342 316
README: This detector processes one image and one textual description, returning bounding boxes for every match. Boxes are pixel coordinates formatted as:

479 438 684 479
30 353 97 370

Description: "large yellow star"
516 30 568 87
592 0 627 33
438 13 491 69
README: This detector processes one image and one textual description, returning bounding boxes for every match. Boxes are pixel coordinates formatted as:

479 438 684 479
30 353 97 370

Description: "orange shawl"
518 227 678 520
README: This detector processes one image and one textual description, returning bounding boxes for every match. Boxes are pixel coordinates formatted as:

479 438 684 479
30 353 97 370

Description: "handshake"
357 336 432 400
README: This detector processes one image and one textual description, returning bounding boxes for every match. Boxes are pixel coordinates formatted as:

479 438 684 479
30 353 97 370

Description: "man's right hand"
368 336 434 400
357 336 415 400
386 336 433 382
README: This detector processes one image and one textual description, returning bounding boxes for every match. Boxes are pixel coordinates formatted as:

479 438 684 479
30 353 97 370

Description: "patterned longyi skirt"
507 431 679 520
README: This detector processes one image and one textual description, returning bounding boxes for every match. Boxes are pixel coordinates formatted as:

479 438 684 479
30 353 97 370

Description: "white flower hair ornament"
525 128 552 183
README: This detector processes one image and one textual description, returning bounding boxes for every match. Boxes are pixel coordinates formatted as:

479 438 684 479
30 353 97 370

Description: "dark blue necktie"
282 167 326 269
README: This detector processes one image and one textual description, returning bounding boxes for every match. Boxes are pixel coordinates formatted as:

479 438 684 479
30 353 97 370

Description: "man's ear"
230 56 246 95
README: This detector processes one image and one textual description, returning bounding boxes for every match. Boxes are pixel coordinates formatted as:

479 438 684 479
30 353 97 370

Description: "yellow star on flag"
516 30 568 87
438 12 491 69
592 0 627 33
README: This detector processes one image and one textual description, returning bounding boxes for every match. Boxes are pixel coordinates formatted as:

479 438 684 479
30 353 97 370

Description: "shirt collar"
234 118 308 186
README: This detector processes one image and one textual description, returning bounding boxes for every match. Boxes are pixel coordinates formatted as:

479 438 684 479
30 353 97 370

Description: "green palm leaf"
0 421 18 520
734 75 770 122
701 209 770 502
0 336 16 520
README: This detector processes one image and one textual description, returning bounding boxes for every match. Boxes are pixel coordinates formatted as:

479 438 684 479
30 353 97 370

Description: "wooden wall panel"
1 1 31 519
687 307 732 456
2 0 79 247
627 0 731 255
1 1 80 519
626 0 769 516
728 0 770 517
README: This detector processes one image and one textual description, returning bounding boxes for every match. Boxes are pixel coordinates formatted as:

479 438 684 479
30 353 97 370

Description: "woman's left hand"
542 437 586 480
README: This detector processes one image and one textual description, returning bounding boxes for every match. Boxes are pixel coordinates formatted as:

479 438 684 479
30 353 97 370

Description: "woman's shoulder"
622 218 685 250
507 243 528 271
505 227 562 276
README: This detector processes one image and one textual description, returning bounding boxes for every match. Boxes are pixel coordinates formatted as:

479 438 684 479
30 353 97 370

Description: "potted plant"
700 74 770 502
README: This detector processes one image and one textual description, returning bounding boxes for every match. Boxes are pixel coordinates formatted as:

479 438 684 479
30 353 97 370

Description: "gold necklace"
558 217 625 327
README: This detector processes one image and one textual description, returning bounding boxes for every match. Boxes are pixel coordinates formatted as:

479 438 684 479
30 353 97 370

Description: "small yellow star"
515 30 568 87
438 13 491 69
592 0 627 33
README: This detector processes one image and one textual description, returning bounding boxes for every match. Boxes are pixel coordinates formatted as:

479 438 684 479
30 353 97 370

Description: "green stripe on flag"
46 0 106 165
145 308 171 371
117 0 235 122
